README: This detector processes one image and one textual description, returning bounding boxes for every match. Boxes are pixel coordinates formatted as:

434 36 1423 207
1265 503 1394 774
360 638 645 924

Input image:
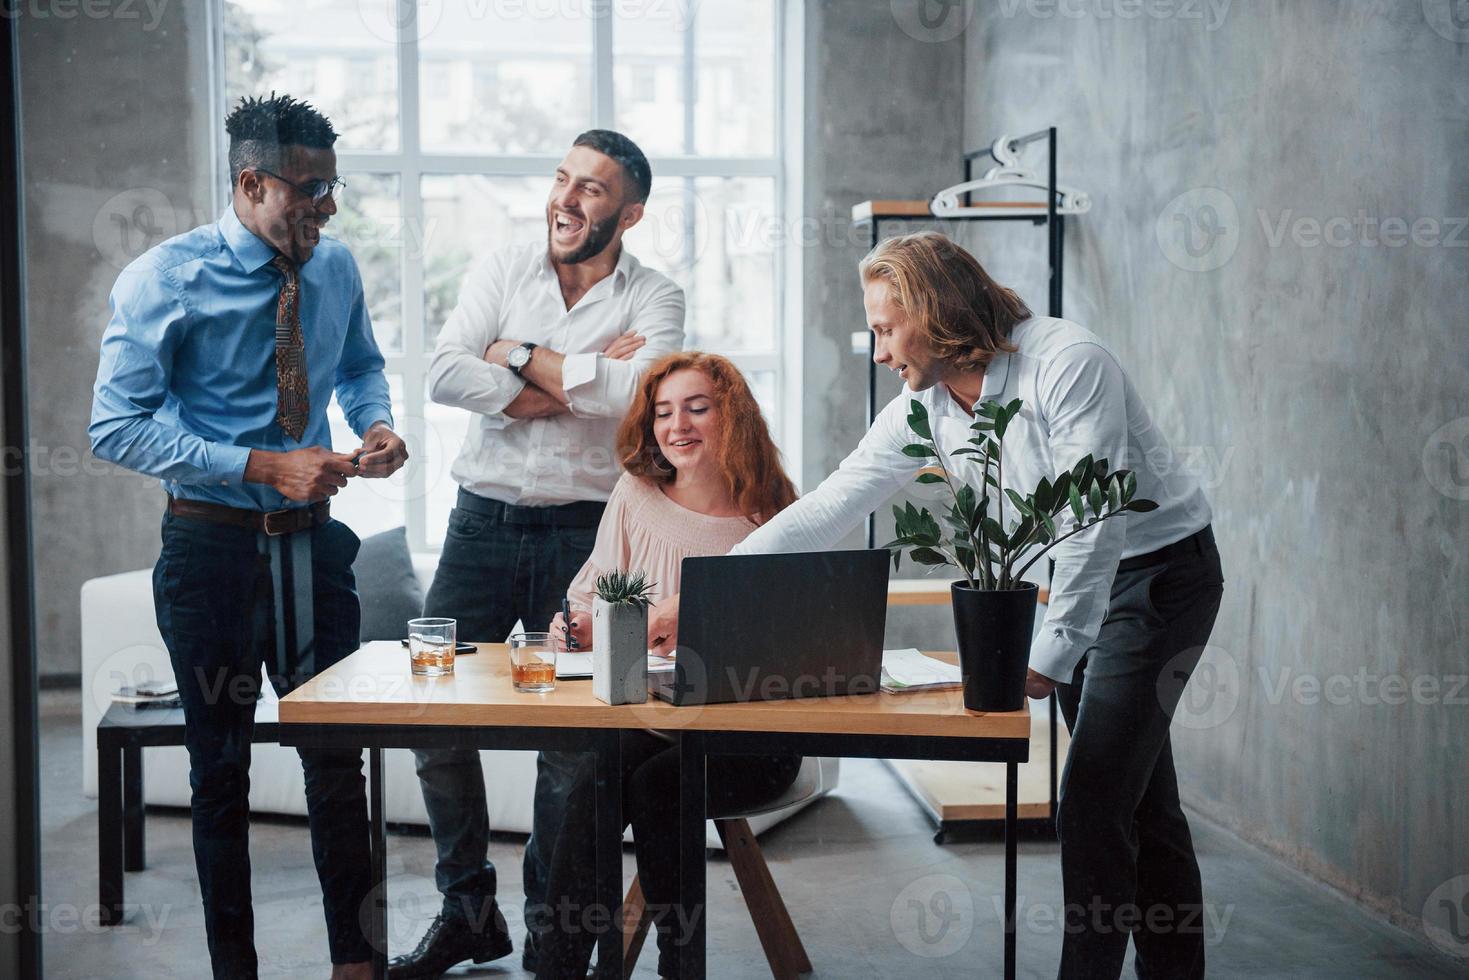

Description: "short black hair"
224 93 338 184
572 129 652 204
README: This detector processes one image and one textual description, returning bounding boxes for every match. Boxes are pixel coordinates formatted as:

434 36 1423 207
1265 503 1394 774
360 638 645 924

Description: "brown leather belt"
167 496 330 536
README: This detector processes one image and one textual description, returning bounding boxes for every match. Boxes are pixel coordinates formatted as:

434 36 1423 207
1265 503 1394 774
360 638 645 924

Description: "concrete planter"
592 597 648 705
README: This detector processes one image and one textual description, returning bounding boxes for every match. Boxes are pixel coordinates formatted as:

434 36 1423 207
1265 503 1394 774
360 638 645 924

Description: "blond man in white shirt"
650 232 1222 980
390 131 684 980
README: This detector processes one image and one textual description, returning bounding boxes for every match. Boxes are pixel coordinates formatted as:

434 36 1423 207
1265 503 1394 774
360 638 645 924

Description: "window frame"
212 0 803 551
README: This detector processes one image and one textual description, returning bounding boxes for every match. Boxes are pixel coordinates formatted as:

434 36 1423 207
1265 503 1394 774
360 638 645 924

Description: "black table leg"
368 747 387 980
594 729 624 978
123 744 145 872
97 731 123 926
1004 760 1018 980
678 731 706 980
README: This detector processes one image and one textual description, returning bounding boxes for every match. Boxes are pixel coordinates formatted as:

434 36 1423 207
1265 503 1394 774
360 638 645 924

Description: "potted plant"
591 570 657 706
883 398 1156 711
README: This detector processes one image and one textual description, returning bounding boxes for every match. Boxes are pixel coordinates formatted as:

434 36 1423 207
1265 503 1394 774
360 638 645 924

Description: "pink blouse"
566 473 760 615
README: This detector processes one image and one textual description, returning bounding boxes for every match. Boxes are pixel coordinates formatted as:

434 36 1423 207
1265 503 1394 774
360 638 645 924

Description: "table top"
279 642 1030 741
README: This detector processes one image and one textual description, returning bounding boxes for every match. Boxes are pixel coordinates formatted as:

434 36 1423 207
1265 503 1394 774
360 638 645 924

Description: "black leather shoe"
521 929 539 973
387 909 513 980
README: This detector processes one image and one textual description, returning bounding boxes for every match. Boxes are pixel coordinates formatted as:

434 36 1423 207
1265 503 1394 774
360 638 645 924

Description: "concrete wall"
19 2 215 677
801 0 968 648
960 0 1468 942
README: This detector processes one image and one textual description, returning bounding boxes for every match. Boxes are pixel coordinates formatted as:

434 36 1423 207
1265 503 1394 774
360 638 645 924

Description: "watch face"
509 346 530 368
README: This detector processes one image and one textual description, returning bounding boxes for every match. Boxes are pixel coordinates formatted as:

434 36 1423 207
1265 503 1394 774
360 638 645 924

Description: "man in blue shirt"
91 94 407 980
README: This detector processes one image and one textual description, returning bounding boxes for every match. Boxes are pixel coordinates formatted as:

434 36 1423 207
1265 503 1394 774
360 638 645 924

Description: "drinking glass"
408 617 456 676
509 632 557 693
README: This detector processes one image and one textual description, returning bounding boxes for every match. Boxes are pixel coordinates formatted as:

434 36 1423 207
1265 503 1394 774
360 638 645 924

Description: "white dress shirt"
731 316 1213 683
428 242 685 506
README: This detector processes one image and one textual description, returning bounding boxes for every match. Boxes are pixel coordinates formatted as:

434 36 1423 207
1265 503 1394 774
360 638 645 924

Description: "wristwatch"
507 341 538 377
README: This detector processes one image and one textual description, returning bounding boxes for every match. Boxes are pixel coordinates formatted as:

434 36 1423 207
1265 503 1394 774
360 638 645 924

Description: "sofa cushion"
354 526 425 642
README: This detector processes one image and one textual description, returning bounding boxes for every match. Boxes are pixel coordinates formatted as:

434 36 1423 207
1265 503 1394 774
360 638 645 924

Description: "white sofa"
80 554 836 847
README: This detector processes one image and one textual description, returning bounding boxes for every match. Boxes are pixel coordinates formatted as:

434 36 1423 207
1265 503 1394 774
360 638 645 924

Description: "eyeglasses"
253 168 346 206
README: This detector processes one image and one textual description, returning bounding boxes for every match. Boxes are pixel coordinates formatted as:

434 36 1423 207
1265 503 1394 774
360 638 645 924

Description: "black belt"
456 487 606 528
1117 525 1215 573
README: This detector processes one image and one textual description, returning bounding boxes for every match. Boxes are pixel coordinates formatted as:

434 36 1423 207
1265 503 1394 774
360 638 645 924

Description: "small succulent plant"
593 570 657 610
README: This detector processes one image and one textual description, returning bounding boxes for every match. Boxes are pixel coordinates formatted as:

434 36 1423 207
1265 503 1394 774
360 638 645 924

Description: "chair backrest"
709 756 829 821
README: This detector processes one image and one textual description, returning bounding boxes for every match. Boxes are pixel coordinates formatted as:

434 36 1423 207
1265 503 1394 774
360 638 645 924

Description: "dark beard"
549 209 621 265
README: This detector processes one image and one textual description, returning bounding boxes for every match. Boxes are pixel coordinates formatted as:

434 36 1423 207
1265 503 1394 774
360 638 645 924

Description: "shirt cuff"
1029 625 1088 686
353 411 394 439
561 352 605 417
214 444 254 487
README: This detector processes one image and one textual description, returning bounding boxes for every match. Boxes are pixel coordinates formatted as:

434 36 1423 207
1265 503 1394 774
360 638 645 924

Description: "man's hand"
505 384 570 419
353 422 409 478
244 447 358 502
550 610 591 652
1025 667 1058 700
602 330 646 360
647 592 680 657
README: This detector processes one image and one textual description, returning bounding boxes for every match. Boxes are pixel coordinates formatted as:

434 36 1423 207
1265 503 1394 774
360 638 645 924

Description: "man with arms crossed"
91 95 409 979
389 130 684 979
650 232 1222 980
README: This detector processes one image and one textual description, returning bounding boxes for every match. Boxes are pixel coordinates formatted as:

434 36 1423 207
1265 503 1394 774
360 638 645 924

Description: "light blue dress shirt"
90 205 393 512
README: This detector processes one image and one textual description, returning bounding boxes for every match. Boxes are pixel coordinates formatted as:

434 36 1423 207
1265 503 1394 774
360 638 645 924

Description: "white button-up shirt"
731 316 1213 682
428 242 685 506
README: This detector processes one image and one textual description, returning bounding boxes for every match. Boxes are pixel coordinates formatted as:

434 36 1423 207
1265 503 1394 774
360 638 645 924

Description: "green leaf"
1107 477 1121 512
955 484 977 520
981 516 1007 543
906 399 932 440
1008 515 1034 550
902 443 937 459
915 471 944 484
975 401 1002 418
1123 471 1137 503
1094 457 1110 480
1035 477 1054 513
949 446 983 457
1071 454 1095 491
1005 488 1032 517
1088 481 1104 515
1039 510 1057 539
1069 484 1085 524
1004 397 1024 420
970 418 995 432
910 547 950 566
1124 499 1160 513
954 546 976 576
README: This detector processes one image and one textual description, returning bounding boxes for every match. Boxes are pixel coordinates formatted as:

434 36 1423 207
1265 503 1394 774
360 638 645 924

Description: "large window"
219 0 793 550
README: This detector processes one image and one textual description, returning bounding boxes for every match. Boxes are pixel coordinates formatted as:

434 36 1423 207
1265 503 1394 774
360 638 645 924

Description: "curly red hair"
617 352 797 525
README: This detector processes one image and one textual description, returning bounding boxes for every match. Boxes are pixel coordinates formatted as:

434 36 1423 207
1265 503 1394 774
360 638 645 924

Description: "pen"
562 596 577 650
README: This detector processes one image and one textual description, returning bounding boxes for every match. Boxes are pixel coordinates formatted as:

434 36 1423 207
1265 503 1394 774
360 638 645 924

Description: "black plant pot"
950 581 1039 712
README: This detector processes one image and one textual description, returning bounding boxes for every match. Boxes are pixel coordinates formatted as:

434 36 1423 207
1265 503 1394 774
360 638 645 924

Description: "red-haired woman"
535 352 800 980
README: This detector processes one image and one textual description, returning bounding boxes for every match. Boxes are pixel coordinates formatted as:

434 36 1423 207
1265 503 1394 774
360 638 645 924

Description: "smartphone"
400 639 477 654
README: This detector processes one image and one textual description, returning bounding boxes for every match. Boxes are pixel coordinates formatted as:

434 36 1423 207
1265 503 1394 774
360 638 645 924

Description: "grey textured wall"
960 0 1468 941
802 0 968 648
20 3 214 677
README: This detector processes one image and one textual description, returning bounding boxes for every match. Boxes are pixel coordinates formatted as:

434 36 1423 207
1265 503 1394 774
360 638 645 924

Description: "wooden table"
280 641 1031 979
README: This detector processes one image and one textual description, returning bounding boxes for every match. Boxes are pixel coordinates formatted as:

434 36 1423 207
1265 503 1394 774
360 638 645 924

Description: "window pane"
330 173 403 352
614 1 775 156
327 375 406 540
419 9 592 154
420 175 549 352
622 176 777 352
223 0 398 153
745 369 777 430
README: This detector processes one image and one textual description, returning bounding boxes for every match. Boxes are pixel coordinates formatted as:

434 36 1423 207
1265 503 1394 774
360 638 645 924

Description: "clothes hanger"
930 134 1092 217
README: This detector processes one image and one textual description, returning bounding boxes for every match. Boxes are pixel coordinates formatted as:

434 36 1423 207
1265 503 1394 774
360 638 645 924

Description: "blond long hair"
617 352 797 525
859 232 1027 371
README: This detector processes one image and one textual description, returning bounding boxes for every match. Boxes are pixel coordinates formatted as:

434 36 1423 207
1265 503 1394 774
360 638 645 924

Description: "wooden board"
280 642 1030 741
887 579 1049 606
887 708 1068 823
851 199 1052 222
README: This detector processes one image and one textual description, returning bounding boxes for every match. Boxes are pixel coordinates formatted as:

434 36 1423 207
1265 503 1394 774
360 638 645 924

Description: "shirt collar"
535 244 635 295
978 347 1012 404
220 204 281 275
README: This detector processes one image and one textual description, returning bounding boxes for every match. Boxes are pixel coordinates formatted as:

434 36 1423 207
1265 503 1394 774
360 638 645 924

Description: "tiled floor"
38 690 1462 978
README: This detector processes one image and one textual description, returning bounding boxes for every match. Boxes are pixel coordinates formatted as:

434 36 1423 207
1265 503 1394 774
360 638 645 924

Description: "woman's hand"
550 610 591 652
647 592 680 657
1025 667 1058 700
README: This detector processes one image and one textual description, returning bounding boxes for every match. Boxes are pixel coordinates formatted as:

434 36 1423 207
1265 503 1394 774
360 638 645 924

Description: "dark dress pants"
409 489 602 934
1054 530 1225 980
152 511 372 979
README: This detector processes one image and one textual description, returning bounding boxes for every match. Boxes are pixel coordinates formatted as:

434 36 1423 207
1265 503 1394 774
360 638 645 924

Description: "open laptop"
650 549 889 706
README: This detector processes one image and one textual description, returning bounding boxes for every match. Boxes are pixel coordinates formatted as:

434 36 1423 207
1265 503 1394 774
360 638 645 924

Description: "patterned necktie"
270 255 309 441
